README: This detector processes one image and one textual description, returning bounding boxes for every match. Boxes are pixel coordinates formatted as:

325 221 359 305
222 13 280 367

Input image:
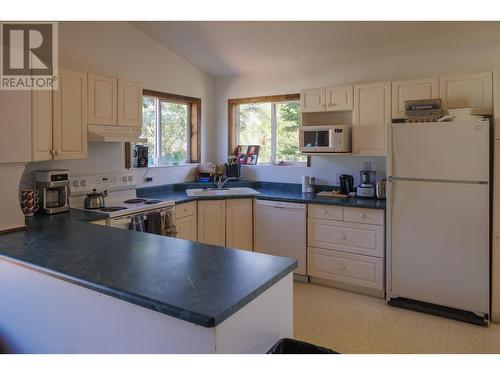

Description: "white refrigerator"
387 119 490 320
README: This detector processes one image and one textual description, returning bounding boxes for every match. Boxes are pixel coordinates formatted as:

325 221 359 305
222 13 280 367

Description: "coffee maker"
35 170 70 214
356 162 376 198
339 175 354 194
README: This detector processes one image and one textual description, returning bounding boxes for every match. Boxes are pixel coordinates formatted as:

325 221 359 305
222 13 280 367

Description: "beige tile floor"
293 281 500 354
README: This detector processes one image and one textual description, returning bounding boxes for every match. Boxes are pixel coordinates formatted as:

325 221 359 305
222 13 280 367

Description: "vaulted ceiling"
133 22 500 77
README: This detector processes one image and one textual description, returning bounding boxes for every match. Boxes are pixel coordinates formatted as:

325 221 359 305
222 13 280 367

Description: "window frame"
228 94 307 166
143 89 201 165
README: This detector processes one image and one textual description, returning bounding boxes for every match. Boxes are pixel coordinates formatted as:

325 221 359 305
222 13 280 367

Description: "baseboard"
388 297 488 326
309 276 385 298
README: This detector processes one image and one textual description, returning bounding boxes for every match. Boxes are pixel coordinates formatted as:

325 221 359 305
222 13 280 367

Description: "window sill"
131 163 199 170
241 163 308 168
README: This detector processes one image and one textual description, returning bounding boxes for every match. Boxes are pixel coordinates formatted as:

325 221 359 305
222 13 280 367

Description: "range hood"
88 125 147 143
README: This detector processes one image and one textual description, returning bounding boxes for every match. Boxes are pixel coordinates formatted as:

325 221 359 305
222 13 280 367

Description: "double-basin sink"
186 187 260 197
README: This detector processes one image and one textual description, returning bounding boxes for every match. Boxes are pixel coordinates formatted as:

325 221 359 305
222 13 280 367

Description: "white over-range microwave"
299 125 352 153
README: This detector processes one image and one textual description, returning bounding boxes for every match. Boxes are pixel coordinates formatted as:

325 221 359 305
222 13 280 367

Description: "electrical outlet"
144 177 153 183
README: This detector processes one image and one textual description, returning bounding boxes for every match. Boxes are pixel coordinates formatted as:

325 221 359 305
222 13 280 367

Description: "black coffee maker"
339 174 354 194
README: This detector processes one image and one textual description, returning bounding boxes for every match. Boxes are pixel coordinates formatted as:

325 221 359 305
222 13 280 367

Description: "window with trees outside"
141 90 201 166
229 94 306 164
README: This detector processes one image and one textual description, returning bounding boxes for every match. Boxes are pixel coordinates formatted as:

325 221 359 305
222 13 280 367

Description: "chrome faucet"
217 176 237 190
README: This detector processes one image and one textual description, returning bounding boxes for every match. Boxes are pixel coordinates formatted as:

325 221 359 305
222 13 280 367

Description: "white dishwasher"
254 199 307 276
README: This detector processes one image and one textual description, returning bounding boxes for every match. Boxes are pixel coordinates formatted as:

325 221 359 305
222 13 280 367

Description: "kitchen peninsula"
0 210 296 354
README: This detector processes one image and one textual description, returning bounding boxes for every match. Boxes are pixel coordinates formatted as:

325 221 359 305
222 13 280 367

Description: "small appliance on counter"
35 170 70 214
339 174 354 194
133 145 148 168
356 162 376 198
376 179 387 200
302 176 315 193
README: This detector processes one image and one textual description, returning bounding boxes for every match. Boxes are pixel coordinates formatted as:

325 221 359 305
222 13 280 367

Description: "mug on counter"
20 188 40 217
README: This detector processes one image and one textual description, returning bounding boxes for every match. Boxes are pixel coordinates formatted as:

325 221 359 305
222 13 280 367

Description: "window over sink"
229 94 306 165
141 89 201 166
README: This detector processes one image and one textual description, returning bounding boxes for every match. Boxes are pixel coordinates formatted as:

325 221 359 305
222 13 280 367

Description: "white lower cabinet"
197 199 253 250
175 201 197 242
226 198 253 251
307 204 385 297
198 200 226 246
308 247 384 291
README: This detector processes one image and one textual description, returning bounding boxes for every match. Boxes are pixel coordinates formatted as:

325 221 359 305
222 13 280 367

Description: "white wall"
214 43 500 186
23 22 215 187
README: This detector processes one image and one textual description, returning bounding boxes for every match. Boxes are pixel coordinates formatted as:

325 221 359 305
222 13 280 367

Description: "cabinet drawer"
308 204 343 220
344 207 384 225
176 201 197 219
308 247 384 291
308 218 384 258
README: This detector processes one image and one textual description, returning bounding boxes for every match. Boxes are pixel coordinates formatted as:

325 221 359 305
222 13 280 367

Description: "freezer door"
388 120 489 182
387 179 489 314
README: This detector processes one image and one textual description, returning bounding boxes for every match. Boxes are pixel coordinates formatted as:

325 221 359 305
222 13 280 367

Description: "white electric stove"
69 172 175 229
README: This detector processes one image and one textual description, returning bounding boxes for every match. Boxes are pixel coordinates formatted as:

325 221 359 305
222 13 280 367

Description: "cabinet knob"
322 210 327 214
50 149 55 155
341 265 346 271
55 150 60 156
341 234 347 240
360 213 367 218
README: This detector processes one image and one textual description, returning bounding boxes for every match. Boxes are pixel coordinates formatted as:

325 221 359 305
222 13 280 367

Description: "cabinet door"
300 88 325 113
31 90 53 161
325 85 353 112
440 72 492 112
353 81 391 156
52 69 88 160
308 247 384 291
391 78 439 119
226 198 253 251
88 74 117 125
0 90 31 163
176 215 197 242
198 200 226 246
118 79 143 127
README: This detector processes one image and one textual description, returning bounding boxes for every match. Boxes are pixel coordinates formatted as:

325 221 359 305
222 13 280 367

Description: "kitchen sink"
186 187 261 197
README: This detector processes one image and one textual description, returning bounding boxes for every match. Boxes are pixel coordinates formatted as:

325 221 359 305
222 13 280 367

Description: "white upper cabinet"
301 85 353 113
440 72 493 113
325 85 353 112
52 69 88 160
31 90 53 161
118 79 143 127
391 78 439 119
88 74 117 125
353 81 391 156
300 88 325 113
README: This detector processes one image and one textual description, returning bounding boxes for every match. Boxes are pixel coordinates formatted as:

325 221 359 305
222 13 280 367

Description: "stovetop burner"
123 198 147 204
101 206 128 212
144 200 163 204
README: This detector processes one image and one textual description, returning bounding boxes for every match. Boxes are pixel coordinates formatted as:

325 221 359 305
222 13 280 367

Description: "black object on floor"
388 297 488 326
267 338 338 354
